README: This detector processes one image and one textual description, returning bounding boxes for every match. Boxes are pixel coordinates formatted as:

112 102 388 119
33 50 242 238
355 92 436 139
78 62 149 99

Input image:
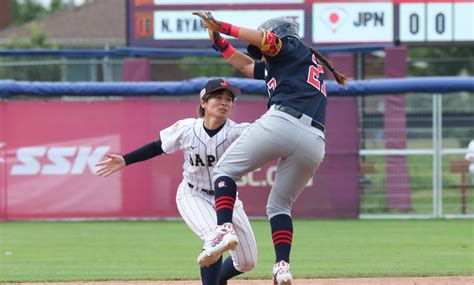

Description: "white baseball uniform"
160 117 257 272
465 140 474 185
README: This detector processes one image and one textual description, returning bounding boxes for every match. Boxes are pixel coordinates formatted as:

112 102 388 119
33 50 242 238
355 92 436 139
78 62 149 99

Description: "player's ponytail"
308 46 350 87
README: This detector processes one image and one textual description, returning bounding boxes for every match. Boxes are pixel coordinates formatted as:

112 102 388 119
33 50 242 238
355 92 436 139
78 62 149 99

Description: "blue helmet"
259 17 300 39
247 17 300 59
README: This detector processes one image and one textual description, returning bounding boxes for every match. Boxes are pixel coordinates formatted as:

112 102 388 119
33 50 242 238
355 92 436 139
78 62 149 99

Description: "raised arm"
193 11 264 48
194 11 277 78
208 31 255 78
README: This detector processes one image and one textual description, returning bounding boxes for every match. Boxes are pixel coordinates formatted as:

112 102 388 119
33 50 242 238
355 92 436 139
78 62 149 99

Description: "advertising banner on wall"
312 2 393 44
0 103 5 220
0 98 359 220
150 0 304 4
128 0 474 47
151 10 305 40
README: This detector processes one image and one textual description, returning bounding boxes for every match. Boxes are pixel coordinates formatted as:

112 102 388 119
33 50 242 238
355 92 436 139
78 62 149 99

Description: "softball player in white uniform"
96 79 257 285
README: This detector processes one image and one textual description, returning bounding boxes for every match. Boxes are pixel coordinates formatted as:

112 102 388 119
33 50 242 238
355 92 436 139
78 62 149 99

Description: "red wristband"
229 25 240 38
218 21 232 35
221 44 236 59
219 22 240 38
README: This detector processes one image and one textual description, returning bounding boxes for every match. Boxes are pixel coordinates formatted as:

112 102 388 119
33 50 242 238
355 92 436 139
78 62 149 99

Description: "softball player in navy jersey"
96 79 257 285
193 12 350 285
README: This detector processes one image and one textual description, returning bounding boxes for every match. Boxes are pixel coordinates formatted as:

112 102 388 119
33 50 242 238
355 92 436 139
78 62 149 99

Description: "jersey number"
266 78 277 97
307 54 327 97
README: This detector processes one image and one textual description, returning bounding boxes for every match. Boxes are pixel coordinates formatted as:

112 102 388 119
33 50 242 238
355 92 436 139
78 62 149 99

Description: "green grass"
0 220 473 282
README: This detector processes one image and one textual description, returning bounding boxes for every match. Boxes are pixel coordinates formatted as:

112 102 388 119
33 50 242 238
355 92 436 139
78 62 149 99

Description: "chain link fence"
1 51 473 218
359 93 474 218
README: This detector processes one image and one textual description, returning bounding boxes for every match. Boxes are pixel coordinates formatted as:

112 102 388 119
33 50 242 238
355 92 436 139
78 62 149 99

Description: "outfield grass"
0 220 473 282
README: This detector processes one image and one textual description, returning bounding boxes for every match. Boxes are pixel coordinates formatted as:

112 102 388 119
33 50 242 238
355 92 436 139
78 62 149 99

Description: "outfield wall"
0 97 359 220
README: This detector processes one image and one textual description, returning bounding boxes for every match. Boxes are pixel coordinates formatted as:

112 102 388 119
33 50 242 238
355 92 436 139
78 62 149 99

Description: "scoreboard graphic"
127 0 474 47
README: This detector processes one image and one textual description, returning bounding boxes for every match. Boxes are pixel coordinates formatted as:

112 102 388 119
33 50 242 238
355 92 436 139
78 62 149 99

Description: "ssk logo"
11 146 110 175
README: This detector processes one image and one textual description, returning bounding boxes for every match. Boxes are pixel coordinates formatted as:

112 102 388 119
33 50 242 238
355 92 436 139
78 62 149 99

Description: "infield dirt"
10 276 474 285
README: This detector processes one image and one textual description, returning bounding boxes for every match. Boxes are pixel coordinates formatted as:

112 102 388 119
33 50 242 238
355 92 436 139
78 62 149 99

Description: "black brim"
247 44 262 60
205 86 241 98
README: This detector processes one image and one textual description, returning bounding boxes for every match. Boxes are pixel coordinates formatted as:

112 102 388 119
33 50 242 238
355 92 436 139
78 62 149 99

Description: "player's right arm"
96 141 164 177
193 11 265 50
96 119 195 177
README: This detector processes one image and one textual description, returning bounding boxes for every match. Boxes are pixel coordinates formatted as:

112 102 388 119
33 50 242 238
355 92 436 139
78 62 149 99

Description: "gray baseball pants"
213 105 326 219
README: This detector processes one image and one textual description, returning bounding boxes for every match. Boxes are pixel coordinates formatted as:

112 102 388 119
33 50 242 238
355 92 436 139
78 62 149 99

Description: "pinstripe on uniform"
161 118 257 272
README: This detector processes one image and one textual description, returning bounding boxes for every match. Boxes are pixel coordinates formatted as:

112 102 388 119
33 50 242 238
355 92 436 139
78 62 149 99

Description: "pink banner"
0 97 359 220
384 46 411 211
0 102 6 220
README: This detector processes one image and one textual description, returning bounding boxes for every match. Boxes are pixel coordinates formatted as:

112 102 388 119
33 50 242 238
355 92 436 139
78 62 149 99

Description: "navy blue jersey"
254 37 328 125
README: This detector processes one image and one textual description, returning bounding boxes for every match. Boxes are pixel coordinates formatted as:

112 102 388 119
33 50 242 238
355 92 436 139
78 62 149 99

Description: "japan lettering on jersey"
254 37 328 125
160 118 250 190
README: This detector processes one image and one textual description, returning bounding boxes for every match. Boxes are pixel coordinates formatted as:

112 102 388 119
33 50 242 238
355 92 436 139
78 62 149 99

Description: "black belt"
188 183 215 195
274 105 325 132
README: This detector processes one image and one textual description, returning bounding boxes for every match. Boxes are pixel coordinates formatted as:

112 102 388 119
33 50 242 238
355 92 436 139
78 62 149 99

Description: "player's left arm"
207 30 255 78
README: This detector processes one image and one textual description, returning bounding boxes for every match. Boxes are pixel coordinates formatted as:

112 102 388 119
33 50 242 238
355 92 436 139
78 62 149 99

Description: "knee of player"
234 258 257 272
212 166 240 183
212 174 238 188
266 204 291 219
212 170 229 183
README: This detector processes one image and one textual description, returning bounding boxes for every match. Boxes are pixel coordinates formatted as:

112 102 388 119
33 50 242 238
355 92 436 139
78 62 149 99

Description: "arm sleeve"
254 61 266 80
123 140 164 166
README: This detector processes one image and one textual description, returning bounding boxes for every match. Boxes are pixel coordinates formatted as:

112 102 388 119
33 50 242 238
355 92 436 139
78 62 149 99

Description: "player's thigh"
214 114 292 181
267 134 325 217
229 199 257 271
176 187 216 244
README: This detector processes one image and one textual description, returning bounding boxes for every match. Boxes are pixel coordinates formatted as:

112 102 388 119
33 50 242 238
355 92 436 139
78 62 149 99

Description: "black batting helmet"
247 17 300 59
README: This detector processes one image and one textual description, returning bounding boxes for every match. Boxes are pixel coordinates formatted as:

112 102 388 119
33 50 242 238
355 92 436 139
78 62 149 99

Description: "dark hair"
198 90 235 117
308 46 350 87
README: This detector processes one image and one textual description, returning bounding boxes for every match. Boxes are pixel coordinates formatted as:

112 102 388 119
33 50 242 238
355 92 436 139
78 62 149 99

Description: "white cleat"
197 223 239 267
273 260 293 285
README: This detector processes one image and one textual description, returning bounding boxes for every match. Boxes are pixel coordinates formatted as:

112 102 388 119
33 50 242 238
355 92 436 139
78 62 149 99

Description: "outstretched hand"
208 30 229 52
95 153 126 177
208 29 217 43
192 11 221 32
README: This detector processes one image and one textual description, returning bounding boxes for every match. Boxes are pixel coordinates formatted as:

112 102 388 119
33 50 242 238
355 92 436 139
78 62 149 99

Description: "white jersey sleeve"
227 121 251 143
160 118 196 154
466 140 474 160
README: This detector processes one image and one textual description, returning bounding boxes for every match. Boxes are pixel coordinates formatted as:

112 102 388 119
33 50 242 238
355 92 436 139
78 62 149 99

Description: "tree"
179 56 240 79
0 23 62 81
11 0 73 26
409 46 474 76
1 0 78 81
49 0 74 14
11 0 47 26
